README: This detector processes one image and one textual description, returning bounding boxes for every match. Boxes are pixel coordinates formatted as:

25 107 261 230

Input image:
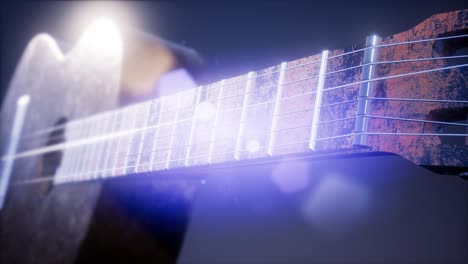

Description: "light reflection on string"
7 39 467 181
19 32 468 139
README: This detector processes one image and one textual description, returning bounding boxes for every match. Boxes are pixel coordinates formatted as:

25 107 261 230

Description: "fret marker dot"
195 101 216 121
246 139 260 153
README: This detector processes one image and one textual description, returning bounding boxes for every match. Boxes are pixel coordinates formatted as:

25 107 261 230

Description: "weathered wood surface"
367 10 468 169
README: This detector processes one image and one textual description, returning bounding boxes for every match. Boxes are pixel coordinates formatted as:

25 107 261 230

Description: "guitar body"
0 33 120 263
0 24 199 262
1 10 467 264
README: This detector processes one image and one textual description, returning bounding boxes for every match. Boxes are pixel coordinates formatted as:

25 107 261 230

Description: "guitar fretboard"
14 9 468 183
52 43 369 183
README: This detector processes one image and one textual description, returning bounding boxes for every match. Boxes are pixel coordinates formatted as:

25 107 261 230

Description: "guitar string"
14 116 468 184
9 35 468 186
90 95 468 171
19 51 468 141
4 48 468 177
16 52 468 144
17 33 468 139
14 127 468 186
14 61 468 149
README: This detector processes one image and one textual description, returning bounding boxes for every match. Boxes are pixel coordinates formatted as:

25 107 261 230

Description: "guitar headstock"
363 10 467 174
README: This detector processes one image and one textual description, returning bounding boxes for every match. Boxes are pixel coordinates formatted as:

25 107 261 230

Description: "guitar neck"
16 9 468 183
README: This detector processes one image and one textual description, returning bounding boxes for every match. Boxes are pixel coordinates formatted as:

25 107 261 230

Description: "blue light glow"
194 101 216 122
246 139 260 153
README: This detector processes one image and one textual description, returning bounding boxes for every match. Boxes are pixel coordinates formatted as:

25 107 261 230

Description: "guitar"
1 9 467 263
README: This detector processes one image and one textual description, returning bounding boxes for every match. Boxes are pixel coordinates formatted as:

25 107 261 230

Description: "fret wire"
165 93 182 169
111 109 132 176
134 102 152 173
235 72 256 160
353 35 380 146
90 116 106 179
98 111 118 179
76 119 93 181
309 50 329 151
268 62 287 156
207 80 225 164
94 115 110 178
123 107 138 172
184 86 202 167
149 99 164 171
87 115 105 180
363 114 468 127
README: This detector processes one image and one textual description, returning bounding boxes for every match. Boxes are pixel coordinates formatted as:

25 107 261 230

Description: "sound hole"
38 117 67 195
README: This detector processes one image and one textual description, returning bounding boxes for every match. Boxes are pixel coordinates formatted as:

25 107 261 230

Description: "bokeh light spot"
301 174 370 235
271 160 309 194
246 139 260 153
194 101 216 121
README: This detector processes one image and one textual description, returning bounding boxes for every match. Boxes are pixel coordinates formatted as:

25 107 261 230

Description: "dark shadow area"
75 178 194 263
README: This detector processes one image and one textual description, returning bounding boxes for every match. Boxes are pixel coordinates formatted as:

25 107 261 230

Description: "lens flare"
195 101 216 121
271 160 309 193
246 139 260 153
78 17 122 54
